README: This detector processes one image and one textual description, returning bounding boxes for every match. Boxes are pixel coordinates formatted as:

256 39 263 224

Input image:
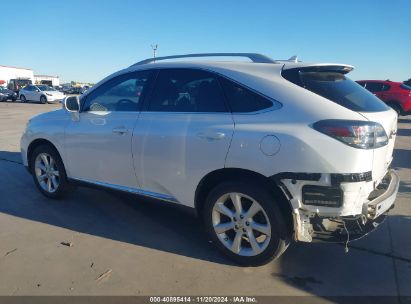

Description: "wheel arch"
27 138 63 171
195 167 294 234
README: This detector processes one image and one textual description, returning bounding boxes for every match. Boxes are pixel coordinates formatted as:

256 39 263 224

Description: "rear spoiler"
282 64 354 74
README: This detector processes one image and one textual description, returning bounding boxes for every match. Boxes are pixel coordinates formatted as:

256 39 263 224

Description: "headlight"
46 93 52 96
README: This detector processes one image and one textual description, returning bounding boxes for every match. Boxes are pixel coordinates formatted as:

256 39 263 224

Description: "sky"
1 0 410 83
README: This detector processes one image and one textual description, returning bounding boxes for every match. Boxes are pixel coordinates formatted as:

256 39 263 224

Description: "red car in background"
356 80 411 116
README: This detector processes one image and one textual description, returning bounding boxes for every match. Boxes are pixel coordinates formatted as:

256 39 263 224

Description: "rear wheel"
20 95 26 103
30 144 70 199
40 95 47 104
203 181 290 266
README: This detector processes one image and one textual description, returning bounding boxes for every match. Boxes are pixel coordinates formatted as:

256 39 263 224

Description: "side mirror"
64 96 80 112
63 96 80 121
36 89 40 92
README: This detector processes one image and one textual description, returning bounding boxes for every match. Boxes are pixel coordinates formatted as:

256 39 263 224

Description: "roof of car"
128 53 354 74
125 60 354 78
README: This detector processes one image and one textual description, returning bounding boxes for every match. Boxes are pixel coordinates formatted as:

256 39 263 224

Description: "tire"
30 144 70 199
203 181 291 266
40 95 47 104
20 95 26 103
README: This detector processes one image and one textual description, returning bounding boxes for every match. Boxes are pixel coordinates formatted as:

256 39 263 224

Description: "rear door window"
282 70 389 112
148 69 228 112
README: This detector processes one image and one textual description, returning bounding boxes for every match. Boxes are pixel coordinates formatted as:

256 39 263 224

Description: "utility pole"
151 44 158 62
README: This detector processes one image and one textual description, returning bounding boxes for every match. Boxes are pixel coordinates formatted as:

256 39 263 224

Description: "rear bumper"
278 170 400 242
311 170 399 243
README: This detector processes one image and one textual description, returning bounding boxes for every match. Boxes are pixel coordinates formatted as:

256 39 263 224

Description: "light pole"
151 44 158 62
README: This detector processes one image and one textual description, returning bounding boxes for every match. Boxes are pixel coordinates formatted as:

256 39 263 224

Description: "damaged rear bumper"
276 169 400 243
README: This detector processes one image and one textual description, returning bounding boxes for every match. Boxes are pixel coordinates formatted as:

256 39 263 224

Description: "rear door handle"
112 127 129 135
197 132 226 141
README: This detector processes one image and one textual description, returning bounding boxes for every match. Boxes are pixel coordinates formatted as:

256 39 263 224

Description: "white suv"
21 53 400 266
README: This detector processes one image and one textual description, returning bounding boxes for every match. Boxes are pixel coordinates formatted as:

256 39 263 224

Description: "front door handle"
197 132 226 141
112 127 129 135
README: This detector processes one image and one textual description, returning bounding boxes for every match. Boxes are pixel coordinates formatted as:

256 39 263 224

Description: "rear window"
282 69 389 112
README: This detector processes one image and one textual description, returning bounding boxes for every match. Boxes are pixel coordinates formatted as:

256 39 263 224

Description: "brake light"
313 120 388 149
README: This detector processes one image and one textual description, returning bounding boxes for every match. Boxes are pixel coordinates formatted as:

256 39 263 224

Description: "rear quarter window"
282 69 390 112
219 78 277 113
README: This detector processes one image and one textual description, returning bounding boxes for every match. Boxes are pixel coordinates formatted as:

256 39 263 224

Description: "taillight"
313 120 388 149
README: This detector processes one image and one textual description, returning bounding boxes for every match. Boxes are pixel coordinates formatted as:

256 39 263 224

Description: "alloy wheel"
212 192 271 256
34 153 60 193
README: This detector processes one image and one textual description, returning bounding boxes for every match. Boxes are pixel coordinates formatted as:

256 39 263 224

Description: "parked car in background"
357 80 411 116
0 87 18 101
404 79 411 87
0 89 7 102
21 53 399 266
63 87 82 95
19 84 65 104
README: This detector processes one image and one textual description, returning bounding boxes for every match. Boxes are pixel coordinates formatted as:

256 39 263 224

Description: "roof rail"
131 53 276 66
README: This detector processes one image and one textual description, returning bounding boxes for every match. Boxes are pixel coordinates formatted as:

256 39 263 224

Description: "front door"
65 70 153 189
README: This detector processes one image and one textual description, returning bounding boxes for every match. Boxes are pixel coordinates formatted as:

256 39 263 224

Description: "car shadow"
398 118 410 124
0 151 233 266
274 215 411 298
392 149 411 170
397 128 411 137
0 150 23 164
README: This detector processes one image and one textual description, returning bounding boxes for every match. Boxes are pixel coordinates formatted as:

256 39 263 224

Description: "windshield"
282 69 390 112
37 85 56 91
400 84 411 90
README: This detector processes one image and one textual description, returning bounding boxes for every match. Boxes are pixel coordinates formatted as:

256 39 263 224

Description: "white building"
34 75 60 87
0 65 34 88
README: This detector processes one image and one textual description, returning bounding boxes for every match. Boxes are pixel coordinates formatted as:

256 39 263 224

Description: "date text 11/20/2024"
149 296 257 303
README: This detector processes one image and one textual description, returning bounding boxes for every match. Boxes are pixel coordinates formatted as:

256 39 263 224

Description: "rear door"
132 68 234 205
22 85 34 100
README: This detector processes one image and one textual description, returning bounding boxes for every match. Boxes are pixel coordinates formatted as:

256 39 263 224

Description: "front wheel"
40 95 47 104
30 144 70 199
203 181 290 266
20 95 26 103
